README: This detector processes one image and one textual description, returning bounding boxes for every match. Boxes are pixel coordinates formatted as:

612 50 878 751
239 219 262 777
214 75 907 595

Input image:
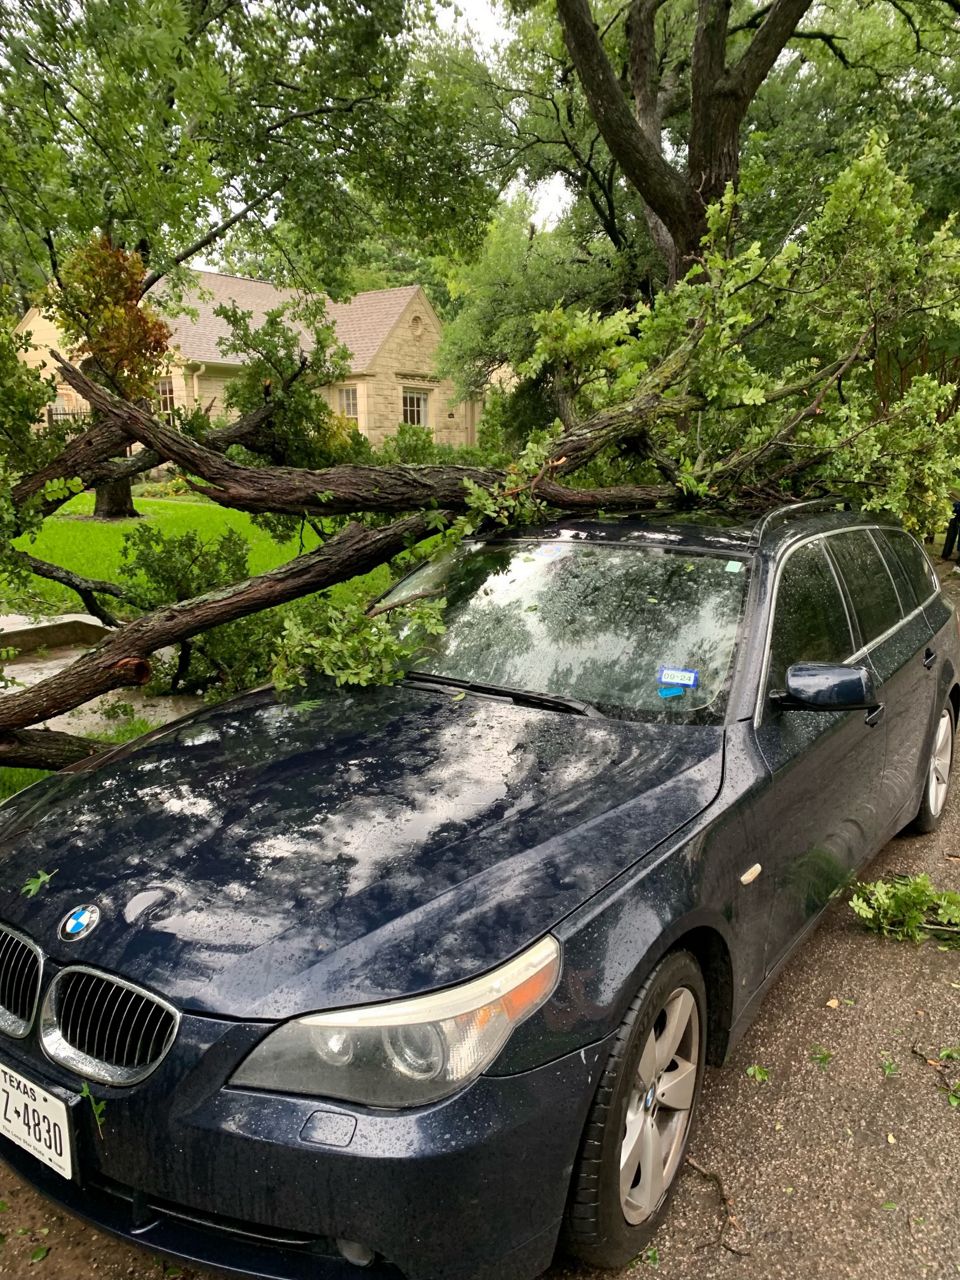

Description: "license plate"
0 1059 72 1179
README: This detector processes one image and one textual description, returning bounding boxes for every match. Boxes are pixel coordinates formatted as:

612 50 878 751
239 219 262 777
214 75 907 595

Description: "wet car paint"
0 685 723 1017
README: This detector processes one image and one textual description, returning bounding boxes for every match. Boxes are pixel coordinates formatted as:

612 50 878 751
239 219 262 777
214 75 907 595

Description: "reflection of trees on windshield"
388 541 747 723
421 597 534 678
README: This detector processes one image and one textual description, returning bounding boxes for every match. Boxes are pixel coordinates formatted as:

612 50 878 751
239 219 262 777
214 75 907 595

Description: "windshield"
380 539 749 723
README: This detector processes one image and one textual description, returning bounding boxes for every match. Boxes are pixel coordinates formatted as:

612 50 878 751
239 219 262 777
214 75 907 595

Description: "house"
15 271 481 448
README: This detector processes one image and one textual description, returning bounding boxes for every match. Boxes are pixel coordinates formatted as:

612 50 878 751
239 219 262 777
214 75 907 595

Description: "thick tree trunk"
93 474 139 519
556 0 701 260
558 0 816 268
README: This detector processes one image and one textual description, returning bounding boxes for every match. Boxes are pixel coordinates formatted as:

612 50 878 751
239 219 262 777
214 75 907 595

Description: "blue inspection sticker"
657 666 700 689
658 685 686 699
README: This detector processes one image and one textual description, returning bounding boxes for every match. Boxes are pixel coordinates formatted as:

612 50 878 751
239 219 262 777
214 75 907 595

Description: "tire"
911 702 955 834
563 950 707 1270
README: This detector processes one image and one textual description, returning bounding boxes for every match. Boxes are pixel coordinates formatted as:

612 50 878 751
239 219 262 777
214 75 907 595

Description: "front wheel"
563 950 706 1270
912 703 954 834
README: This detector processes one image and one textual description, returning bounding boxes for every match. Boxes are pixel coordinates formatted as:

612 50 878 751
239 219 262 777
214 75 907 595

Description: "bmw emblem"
58 905 100 942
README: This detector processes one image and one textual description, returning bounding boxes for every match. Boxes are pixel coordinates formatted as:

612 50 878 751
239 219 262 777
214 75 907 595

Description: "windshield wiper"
404 671 601 717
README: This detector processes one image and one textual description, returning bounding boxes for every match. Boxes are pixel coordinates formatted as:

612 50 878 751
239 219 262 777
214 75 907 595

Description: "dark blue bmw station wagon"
0 503 954 1280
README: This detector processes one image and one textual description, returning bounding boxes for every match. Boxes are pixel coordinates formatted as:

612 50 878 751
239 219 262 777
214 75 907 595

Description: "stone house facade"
15 271 481 448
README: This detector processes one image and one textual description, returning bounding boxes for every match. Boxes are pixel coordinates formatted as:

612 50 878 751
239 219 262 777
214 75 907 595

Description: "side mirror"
771 662 881 712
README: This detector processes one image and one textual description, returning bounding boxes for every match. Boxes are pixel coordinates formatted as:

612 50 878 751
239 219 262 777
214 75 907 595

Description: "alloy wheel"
927 709 953 820
619 985 699 1225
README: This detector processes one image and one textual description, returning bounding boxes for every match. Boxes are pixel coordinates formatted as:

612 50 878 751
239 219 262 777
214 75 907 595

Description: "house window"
48 393 76 425
402 388 429 427
155 376 176 425
338 386 359 421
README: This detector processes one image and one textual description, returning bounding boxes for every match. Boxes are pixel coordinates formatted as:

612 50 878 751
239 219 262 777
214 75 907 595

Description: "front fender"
489 825 740 1075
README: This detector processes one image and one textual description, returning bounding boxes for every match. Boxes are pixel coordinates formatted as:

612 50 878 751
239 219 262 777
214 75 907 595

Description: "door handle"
923 648 937 669
864 703 885 727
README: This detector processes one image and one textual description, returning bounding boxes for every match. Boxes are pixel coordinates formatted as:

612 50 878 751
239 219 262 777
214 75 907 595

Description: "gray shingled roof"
161 271 422 372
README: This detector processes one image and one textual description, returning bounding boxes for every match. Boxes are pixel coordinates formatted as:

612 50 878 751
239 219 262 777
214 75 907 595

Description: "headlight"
230 936 561 1108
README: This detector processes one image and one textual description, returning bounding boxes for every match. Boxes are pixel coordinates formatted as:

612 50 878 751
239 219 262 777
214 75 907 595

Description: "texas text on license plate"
0 1059 73 1179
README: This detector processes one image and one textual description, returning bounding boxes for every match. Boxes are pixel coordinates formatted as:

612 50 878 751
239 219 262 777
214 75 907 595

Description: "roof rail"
748 497 850 547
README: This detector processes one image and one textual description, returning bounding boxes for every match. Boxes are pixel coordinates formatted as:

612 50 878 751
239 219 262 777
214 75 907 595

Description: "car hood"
0 684 723 1019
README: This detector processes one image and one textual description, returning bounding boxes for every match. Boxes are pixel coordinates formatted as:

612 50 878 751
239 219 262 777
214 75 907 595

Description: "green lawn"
0 767 50 806
6 493 391 614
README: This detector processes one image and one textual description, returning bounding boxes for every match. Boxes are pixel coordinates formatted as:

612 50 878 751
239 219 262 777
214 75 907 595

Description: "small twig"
685 1156 752 1255
365 589 442 620
910 1040 956 1094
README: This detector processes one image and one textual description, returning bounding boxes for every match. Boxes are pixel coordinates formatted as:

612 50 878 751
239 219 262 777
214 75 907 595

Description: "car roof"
493 503 890 559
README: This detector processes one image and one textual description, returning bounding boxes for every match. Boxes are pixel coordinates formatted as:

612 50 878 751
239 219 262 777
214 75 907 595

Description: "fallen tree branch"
13 551 130 627
54 351 692 515
685 1156 752 1256
0 513 434 736
11 358 314 523
0 727 101 771
11 418 131 517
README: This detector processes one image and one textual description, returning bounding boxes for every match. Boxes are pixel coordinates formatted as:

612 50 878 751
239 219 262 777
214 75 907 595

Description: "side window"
883 530 939 606
872 531 917 612
826 530 902 645
767 543 855 693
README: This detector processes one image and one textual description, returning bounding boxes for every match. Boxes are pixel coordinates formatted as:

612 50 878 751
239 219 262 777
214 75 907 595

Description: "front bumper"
0 1013 608 1280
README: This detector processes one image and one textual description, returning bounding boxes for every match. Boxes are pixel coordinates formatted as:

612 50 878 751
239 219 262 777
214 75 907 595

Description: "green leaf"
29 1245 49 1263
21 869 56 899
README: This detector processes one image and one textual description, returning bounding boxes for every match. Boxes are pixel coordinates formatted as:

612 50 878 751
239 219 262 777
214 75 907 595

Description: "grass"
5 493 347 614
0 767 50 806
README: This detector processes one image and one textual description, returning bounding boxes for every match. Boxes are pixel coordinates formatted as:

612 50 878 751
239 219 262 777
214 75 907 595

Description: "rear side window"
883 530 939 606
827 530 902 645
767 542 855 692
873 532 917 611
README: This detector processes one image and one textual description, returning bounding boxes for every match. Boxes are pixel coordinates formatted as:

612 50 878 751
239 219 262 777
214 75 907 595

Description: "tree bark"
0 728 101 771
627 0 679 283
557 0 817 266
14 552 129 627
53 349 699 515
556 0 700 260
11 419 132 518
92 474 139 519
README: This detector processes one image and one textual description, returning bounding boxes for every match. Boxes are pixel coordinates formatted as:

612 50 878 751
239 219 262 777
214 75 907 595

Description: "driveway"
557 799 960 1280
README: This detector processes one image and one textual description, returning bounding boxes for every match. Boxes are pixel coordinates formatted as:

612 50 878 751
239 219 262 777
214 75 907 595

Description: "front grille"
0 924 42 1038
40 966 179 1085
